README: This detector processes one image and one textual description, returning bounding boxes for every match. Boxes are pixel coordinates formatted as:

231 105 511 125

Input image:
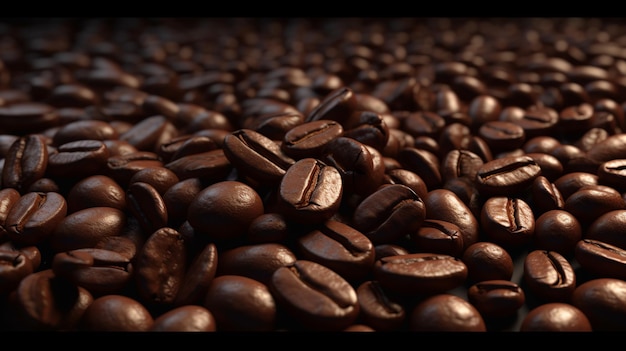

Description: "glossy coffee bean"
533 210 582 256
520 302 592 332
126 181 168 236
355 280 406 331
410 219 464 257
281 119 343 160
467 280 525 319
2 134 48 192
0 249 34 294
151 305 217 332
79 294 153 332
461 241 514 284
296 219 375 282
409 294 486 332
216 243 297 286
374 253 468 296
5 191 67 246
46 139 109 179
188 180 264 241
269 260 359 331
571 278 626 331
204 275 277 332
586 209 626 249
575 239 626 280
481 196 535 249
352 184 425 245
523 250 576 303
277 158 342 224
474 155 541 197
424 188 479 250
66 175 126 213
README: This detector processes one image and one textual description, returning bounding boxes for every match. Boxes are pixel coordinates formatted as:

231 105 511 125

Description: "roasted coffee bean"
51 247 133 296
0 187 20 239
11 269 93 331
188 180 264 241
520 302 592 332
409 294 486 332
474 155 541 197
126 181 168 236
424 188 479 250
322 136 384 196
217 243 297 286
564 184 626 226
277 158 342 224
66 175 126 213
0 249 34 294
462 241 515 286
151 305 217 332
524 152 563 182
382 168 428 200
281 119 343 160
355 280 406 331
571 278 626 331
575 239 626 280
467 280 525 319
162 177 204 227
374 253 468 296
534 210 582 256
164 149 232 183
296 219 375 282
174 243 218 307
597 158 626 192
410 219 464 257
135 227 187 306
128 166 179 195
105 151 163 188
481 196 535 249
530 175 565 215
586 210 626 249
0 102 59 135
523 250 576 303
157 135 218 164
2 134 48 192
440 149 484 183
79 294 153 332
401 111 445 139
204 275 277 331
269 260 359 331
478 120 526 151
48 206 127 253
5 191 67 246
554 171 598 200
222 129 295 185
46 139 109 179
352 184 425 245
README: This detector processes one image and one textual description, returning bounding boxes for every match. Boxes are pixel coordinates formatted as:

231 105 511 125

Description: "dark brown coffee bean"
461 241 514 284
2 134 48 192
467 280 525 319
126 181 168 236
586 209 626 249
12 269 93 331
474 155 541 197
382 168 428 200
478 120 526 151
157 135 218 164
564 184 626 226
204 275 277 331
520 302 592 332
409 294 486 331
223 129 295 184
575 239 626 280
355 280 406 331
0 187 20 240
106 151 163 188
322 136 385 196
151 305 217 332
374 253 468 295
51 247 133 296
188 181 264 241
525 152 563 182
247 111 305 141
164 149 232 183
401 111 445 139
277 158 342 224
5 191 67 246
523 250 576 303
554 171 598 200
534 209 582 256
440 149 484 183
217 243 297 286
269 260 359 331
128 166 179 195
424 188 479 250
481 196 535 249
296 219 375 282
597 158 626 192
174 243 218 306
571 278 626 331
530 175 565 215
80 294 153 331
46 139 109 179
0 249 34 294
135 227 187 306
410 219 464 257
0 102 59 135
66 175 126 213
281 119 343 160
352 184 425 245
120 115 178 153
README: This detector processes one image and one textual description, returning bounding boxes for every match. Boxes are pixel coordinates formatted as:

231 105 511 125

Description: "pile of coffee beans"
1 17 626 332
